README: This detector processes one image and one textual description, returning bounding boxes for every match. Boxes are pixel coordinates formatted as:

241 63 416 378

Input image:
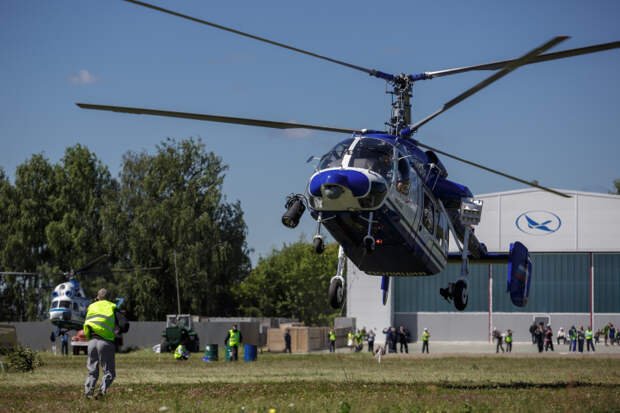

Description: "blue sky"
1 0 619 264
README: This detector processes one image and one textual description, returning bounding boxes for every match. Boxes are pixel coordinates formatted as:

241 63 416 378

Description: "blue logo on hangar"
515 210 562 235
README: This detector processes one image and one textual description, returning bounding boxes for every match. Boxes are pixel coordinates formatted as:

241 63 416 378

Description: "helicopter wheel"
313 237 325 254
453 280 468 311
328 277 344 309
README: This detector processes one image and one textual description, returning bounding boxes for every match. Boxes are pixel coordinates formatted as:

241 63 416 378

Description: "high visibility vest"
570 329 577 339
329 331 336 341
506 335 512 343
175 344 187 359
84 300 117 342
229 330 240 346
422 332 430 341
586 329 593 340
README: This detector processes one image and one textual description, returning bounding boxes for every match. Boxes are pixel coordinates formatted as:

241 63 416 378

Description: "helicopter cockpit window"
51 300 59 309
348 138 393 180
317 138 354 170
60 301 71 309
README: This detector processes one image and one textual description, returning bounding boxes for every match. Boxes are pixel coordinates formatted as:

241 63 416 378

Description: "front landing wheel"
328 277 344 309
454 280 468 311
313 237 325 254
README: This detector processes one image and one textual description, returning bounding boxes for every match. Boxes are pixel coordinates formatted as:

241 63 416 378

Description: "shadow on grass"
434 381 619 390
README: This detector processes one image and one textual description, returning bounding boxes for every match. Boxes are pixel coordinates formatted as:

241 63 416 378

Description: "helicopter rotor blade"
415 140 571 198
75 254 111 274
422 40 620 79
0 271 41 276
110 266 162 273
76 103 359 134
121 0 393 80
409 36 568 133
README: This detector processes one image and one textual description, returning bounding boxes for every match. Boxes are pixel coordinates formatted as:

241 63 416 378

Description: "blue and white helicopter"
76 0 620 311
0 255 151 335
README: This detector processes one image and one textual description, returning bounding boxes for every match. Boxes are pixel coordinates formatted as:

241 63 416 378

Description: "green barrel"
225 344 233 361
203 344 218 361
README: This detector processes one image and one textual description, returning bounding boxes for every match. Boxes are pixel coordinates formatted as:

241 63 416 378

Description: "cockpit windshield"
317 138 354 170
348 138 394 180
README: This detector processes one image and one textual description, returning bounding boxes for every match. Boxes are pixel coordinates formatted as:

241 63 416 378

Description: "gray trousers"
84 337 115 395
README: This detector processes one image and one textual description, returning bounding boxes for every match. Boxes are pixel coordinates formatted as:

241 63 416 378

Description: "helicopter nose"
309 170 370 198
323 184 344 199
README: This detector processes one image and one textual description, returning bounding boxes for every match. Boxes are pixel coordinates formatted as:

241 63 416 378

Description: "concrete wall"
8 320 260 352
393 312 620 342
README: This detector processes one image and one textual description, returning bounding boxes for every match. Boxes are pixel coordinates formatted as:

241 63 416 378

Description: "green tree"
1 154 56 321
0 146 117 321
236 240 340 326
611 179 620 195
107 137 251 320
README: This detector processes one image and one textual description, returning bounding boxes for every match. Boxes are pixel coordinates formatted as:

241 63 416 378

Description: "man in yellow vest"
347 330 355 352
84 288 117 399
421 328 430 354
329 328 336 353
224 324 242 361
175 342 190 360
505 329 513 353
585 326 595 352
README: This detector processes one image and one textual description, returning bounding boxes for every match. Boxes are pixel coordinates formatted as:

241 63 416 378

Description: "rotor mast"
387 74 414 136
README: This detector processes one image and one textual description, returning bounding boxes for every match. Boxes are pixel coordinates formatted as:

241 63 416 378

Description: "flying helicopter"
0 254 159 333
76 0 620 311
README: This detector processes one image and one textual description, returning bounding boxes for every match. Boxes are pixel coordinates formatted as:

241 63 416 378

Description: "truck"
160 314 200 353
71 329 124 354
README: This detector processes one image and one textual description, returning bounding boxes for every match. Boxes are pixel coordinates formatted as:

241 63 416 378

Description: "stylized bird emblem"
525 215 553 232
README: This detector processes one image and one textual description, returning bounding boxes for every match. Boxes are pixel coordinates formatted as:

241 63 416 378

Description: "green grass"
1 350 619 412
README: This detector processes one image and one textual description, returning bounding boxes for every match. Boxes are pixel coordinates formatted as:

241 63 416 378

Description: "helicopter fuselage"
307 133 476 276
49 280 91 330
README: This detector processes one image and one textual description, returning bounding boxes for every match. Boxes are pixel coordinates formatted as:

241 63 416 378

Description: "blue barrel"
243 344 257 362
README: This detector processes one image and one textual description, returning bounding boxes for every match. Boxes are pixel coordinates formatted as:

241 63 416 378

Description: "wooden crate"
267 326 353 353
267 328 286 352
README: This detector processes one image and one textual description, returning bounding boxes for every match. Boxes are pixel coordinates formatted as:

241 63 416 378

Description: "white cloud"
69 69 98 85
283 128 313 139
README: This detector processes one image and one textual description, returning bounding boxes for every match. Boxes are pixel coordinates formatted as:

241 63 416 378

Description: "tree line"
0 138 339 325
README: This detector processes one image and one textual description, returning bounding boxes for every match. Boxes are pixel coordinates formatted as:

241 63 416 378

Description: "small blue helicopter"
77 0 620 311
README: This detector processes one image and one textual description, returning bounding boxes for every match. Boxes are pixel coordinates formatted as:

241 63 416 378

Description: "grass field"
1 349 619 412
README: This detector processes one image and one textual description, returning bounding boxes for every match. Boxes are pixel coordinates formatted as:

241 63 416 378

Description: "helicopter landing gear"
313 213 335 254
441 225 472 311
380 276 390 305
440 198 482 311
361 211 376 254
328 245 347 309
440 280 468 310
313 236 324 254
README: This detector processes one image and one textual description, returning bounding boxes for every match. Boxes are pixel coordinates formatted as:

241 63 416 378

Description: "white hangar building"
347 189 620 342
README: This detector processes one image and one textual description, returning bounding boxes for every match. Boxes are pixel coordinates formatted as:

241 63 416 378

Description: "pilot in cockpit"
396 157 410 195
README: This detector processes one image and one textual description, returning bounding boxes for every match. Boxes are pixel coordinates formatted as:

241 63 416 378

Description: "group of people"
382 326 413 353
338 325 430 355
346 329 371 352
529 321 602 353
492 328 513 353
